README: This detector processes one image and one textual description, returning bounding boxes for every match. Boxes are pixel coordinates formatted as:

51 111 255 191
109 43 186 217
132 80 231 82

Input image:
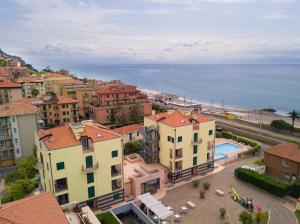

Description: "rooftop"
0 192 69 224
54 79 84 85
97 84 138 94
0 78 21 88
15 95 78 105
37 121 121 150
265 143 300 163
146 110 214 127
0 102 38 117
114 124 143 135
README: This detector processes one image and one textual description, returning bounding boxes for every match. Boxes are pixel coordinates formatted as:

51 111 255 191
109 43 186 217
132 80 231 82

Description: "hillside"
0 48 26 65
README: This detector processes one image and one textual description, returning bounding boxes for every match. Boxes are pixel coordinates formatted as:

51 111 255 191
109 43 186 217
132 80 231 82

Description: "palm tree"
288 110 300 128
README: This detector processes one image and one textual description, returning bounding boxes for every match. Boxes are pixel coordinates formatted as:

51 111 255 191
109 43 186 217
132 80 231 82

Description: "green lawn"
97 212 120 224
294 210 300 224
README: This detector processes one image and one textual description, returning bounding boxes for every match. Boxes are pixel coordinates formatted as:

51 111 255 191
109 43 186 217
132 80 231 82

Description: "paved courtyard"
162 156 297 224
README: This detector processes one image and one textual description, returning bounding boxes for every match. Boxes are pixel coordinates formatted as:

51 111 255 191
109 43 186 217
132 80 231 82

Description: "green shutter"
209 130 213 136
56 162 65 170
112 150 118 158
88 186 95 198
87 173 94 184
178 136 182 142
113 192 120 200
193 145 198 154
193 156 197 166
85 156 93 168
194 133 198 142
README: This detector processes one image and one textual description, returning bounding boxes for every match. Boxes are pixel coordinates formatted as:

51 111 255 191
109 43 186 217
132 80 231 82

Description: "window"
81 137 89 150
56 162 65 170
193 133 198 142
168 136 174 143
209 130 213 136
193 156 197 166
13 128 17 133
112 150 118 158
193 145 198 154
12 117 15 122
137 131 139 137
85 156 93 168
87 173 94 184
129 133 133 141
113 192 120 200
282 159 290 167
88 186 95 198
178 136 182 142
16 148 20 154
15 138 18 144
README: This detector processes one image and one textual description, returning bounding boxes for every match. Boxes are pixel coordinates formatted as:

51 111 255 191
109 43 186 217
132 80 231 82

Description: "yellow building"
35 120 124 210
144 110 215 183
0 78 22 105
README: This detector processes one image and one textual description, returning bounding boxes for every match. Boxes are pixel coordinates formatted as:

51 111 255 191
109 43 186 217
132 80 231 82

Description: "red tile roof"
0 192 69 224
114 124 143 135
0 78 21 88
265 143 300 163
16 76 44 83
15 96 78 105
98 85 138 94
146 110 214 127
37 122 120 150
0 102 38 117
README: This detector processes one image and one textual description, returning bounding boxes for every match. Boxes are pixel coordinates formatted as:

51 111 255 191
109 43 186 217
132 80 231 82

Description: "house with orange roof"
35 120 124 210
0 78 22 105
144 110 215 184
17 76 46 98
89 84 152 124
0 102 40 169
0 192 69 224
114 124 143 145
14 93 79 127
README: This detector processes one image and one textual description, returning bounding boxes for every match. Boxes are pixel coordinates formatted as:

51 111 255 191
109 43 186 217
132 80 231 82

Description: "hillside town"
0 51 300 224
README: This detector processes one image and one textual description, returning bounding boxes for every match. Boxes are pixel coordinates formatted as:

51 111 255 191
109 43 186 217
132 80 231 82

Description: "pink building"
123 154 168 199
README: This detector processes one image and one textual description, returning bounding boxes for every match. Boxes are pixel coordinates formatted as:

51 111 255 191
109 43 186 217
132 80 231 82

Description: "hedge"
217 131 261 155
235 168 290 197
97 212 120 224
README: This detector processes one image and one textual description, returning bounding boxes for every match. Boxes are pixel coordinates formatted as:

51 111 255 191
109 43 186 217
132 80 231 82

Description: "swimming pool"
215 143 241 160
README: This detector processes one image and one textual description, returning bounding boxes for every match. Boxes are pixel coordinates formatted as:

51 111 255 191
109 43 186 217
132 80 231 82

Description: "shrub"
193 180 200 188
5 178 36 201
203 182 210 190
124 140 143 155
289 178 300 198
235 168 290 197
1 195 13 204
219 207 226 218
200 191 205 199
239 211 253 224
271 120 293 131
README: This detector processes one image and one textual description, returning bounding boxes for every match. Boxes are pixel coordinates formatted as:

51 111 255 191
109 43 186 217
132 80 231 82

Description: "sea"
63 64 300 114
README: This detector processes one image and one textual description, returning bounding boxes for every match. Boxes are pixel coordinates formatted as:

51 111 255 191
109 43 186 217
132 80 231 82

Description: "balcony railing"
111 169 122 177
175 166 182 171
175 153 183 159
191 138 202 145
112 183 122 191
0 135 13 140
55 185 68 193
82 162 99 173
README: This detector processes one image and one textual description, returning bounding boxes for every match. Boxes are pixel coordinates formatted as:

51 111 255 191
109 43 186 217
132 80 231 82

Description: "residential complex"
35 121 124 210
0 102 39 168
15 94 79 127
143 110 215 183
264 143 300 181
17 76 46 97
0 78 22 104
89 84 152 124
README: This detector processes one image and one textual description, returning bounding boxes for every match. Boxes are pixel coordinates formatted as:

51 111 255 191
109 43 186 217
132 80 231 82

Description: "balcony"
175 161 182 171
175 149 183 160
0 122 10 129
82 162 99 173
112 178 122 191
111 164 122 177
191 138 202 145
55 178 68 193
0 134 12 141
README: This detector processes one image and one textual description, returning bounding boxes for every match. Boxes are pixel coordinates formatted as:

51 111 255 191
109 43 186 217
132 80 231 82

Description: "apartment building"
15 94 79 127
114 124 143 145
35 121 124 210
17 76 46 97
89 84 152 124
0 78 22 105
0 102 39 168
143 110 215 184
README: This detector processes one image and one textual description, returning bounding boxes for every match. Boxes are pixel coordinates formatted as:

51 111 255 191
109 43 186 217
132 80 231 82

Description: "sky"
0 0 300 67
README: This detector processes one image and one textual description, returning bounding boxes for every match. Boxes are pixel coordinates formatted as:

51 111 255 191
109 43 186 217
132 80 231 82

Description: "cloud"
261 14 295 19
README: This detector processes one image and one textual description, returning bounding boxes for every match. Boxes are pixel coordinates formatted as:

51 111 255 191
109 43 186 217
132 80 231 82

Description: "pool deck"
215 138 250 163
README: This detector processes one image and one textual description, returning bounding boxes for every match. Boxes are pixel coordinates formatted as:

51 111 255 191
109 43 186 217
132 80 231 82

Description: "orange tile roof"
0 192 69 224
16 76 43 83
265 143 300 163
98 85 138 94
0 78 21 88
14 96 78 105
114 124 143 135
0 102 38 117
54 79 83 85
37 122 120 150
146 110 214 127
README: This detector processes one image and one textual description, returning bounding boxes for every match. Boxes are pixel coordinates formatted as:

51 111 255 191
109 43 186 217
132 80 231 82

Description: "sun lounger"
216 189 224 196
174 214 182 222
180 206 188 214
186 201 196 208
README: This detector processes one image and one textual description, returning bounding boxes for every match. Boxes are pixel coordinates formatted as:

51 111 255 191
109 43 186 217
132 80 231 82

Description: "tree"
219 207 226 218
129 103 142 123
5 179 36 200
31 88 39 97
124 141 143 155
43 65 53 72
270 120 293 131
239 211 253 224
288 110 300 128
16 156 37 179
115 105 128 125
